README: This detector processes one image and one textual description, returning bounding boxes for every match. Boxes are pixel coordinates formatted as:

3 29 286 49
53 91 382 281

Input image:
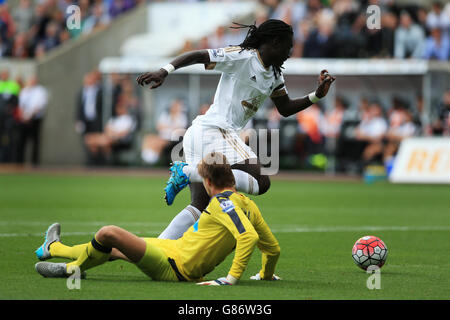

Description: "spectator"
426 1 450 34
12 0 33 34
431 90 450 136
323 96 346 140
116 75 141 128
83 3 111 35
292 18 312 57
84 94 136 163
440 90 450 136
75 71 103 164
394 11 425 59
423 27 449 60
416 6 429 35
0 69 20 162
297 103 324 158
383 107 417 173
0 31 10 56
0 2 15 42
141 99 187 165
303 9 337 58
366 11 397 58
28 3 50 50
354 102 388 165
12 32 30 58
41 21 60 51
109 0 136 19
16 75 48 165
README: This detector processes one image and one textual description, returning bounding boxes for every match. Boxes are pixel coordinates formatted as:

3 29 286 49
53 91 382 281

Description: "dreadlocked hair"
230 19 293 79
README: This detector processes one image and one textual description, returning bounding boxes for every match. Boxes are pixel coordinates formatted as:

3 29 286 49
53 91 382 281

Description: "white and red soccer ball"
352 236 388 270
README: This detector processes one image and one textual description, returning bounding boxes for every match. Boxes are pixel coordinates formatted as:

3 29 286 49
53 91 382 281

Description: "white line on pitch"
0 225 449 237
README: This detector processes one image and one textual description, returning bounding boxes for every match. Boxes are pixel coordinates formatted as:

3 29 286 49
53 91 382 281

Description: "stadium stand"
0 0 449 176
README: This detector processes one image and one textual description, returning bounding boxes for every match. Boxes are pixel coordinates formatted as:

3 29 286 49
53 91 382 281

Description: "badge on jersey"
212 48 224 58
219 199 235 213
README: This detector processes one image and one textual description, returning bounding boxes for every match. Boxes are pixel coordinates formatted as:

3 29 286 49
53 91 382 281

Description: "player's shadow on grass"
85 274 150 282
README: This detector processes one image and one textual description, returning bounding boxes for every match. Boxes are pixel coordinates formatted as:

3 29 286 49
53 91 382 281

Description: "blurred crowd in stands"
1 0 450 60
182 0 450 61
1 0 450 172
73 69 449 174
0 0 144 58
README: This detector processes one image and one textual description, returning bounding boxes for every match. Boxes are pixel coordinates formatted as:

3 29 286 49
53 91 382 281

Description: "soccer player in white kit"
137 20 336 240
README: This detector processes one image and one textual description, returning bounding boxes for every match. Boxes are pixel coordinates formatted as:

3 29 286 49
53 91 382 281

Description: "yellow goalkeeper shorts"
135 238 180 282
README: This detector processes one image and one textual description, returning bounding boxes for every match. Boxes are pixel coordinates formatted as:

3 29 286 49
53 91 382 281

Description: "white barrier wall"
390 138 450 184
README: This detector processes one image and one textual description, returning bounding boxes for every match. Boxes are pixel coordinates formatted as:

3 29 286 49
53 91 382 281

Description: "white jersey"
192 46 288 131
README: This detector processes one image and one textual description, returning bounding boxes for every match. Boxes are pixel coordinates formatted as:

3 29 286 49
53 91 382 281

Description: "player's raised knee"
258 175 271 195
96 225 118 242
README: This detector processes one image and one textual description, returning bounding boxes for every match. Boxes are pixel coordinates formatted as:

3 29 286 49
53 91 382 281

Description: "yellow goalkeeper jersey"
156 190 280 281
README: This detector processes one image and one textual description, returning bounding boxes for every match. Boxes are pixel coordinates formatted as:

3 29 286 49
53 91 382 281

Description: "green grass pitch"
0 173 449 300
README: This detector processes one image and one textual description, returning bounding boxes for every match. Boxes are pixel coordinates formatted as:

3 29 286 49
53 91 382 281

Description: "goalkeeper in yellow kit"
34 152 281 285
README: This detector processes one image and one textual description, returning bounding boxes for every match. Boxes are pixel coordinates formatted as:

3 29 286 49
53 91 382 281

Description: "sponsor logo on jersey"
219 200 235 213
212 48 224 58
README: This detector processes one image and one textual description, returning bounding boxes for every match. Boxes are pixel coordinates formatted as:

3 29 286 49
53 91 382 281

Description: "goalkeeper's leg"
49 238 131 261
66 225 146 273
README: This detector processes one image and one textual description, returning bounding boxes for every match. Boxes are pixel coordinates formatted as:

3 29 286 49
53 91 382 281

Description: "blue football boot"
164 161 189 205
35 223 60 260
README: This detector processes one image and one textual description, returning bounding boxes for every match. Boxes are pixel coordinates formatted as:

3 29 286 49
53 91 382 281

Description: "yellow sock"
66 236 111 273
50 242 89 260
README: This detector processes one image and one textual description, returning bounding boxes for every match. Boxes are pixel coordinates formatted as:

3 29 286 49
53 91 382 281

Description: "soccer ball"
352 236 388 270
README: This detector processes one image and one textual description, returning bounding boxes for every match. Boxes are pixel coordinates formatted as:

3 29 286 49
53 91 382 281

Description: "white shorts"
183 123 257 166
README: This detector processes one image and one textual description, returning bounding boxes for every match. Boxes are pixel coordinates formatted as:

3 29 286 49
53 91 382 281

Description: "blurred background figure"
423 27 449 60
75 71 103 165
303 9 337 58
16 75 48 165
83 94 136 164
296 103 325 168
426 1 450 35
394 11 425 59
430 90 450 136
83 2 111 35
354 102 388 167
141 98 187 165
383 103 417 175
322 96 347 171
0 69 20 163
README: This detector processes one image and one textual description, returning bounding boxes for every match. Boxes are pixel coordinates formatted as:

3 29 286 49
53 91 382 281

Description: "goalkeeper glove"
250 272 282 281
197 274 238 286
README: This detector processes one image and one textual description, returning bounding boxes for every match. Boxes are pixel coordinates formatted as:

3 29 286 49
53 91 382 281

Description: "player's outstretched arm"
272 69 336 117
136 50 210 89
